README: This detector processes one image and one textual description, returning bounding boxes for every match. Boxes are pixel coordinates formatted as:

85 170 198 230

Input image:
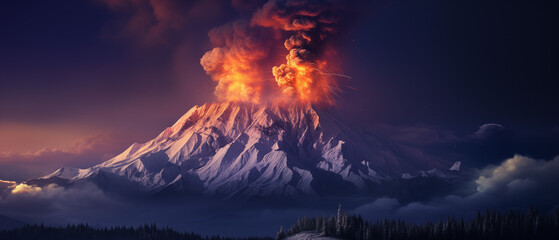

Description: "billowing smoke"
201 0 345 105
200 21 275 103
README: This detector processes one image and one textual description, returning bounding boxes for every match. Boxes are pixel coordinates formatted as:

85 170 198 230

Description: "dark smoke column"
200 0 345 105
252 0 344 105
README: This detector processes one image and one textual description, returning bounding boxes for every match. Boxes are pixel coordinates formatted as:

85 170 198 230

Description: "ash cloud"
98 0 351 105
256 0 344 105
200 20 276 103
201 0 347 105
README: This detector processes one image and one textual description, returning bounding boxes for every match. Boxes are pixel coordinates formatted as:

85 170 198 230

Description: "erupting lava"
201 0 345 106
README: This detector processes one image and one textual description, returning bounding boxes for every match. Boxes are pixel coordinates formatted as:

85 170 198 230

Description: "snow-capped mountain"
34 102 456 198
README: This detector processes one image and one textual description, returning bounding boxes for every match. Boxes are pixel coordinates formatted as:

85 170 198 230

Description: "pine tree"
336 203 343 236
276 226 285 240
320 218 327 236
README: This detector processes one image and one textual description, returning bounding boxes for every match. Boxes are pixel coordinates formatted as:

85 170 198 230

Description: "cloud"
472 123 507 140
0 180 320 236
353 154 559 222
200 20 276 103
231 0 266 12
0 182 119 222
0 154 557 235
98 0 226 45
10 183 42 195
98 0 353 105
476 154 559 195
0 132 133 181
0 180 16 199
197 0 350 105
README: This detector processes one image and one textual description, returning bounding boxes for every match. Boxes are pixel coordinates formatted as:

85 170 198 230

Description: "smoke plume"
201 0 345 105
200 21 275 103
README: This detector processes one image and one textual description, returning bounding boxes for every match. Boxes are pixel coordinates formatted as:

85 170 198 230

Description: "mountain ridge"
32 102 457 199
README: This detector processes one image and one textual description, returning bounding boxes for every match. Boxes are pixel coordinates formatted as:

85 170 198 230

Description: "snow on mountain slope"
38 102 454 198
285 231 341 240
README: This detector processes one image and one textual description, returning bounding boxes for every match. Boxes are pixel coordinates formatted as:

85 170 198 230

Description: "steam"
201 0 345 105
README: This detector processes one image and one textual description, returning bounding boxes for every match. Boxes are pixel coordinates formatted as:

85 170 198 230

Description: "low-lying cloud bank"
0 154 558 236
354 154 559 222
476 154 559 195
0 180 320 236
0 182 118 223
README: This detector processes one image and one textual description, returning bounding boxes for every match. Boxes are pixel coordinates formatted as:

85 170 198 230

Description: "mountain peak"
35 102 452 199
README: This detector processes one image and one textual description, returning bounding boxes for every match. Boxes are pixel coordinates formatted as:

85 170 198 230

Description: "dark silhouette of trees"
0 224 272 240
279 205 559 240
275 226 285 240
4 205 558 240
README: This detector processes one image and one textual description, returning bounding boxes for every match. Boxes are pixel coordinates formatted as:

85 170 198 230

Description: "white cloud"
353 154 559 222
472 123 506 139
10 183 42 195
476 154 559 194
0 181 119 222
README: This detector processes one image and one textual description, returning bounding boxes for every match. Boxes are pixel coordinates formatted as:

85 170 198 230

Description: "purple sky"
1 0 558 180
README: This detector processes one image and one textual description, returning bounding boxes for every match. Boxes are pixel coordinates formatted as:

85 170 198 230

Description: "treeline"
277 205 559 240
0 224 272 240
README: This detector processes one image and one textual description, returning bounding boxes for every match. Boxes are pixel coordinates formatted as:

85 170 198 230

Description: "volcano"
33 102 457 199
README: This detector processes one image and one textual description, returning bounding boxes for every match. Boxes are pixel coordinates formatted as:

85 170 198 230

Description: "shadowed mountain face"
32 102 456 199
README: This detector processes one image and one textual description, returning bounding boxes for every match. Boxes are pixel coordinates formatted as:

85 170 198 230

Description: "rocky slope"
35 102 456 199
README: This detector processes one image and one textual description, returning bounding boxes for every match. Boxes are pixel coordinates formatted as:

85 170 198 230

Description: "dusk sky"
1 0 558 180
2 1 559 237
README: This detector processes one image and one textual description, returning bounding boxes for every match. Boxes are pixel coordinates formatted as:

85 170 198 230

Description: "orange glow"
202 3 344 105
272 48 338 106
207 57 263 103
200 21 269 103
11 183 41 195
